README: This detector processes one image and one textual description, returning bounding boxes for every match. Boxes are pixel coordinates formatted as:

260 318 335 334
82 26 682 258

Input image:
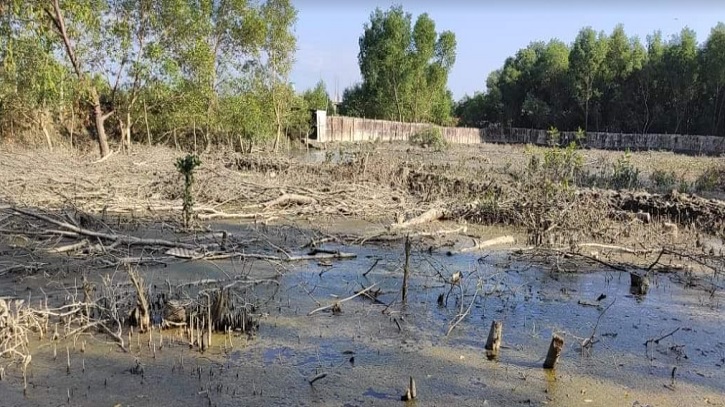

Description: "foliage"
342 6 457 125
456 23 725 138
175 154 202 228
650 169 680 191
546 126 560 147
519 142 587 246
694 164 724 192
0 0 299 155
610 150 640 190
410 127 448 151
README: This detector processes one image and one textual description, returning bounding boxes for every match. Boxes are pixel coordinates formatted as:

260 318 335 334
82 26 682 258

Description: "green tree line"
455 23 725 137
0 0 333 157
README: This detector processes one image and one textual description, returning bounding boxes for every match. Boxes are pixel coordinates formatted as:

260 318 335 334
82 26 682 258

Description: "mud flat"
0 143 724 406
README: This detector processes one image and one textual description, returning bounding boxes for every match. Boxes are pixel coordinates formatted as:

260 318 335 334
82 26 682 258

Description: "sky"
290 0 725 102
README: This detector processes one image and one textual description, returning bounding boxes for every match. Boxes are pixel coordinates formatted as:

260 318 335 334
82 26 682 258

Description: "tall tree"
350 6 456 125
569 27 609 132
701 23 725 135
259 0 297 152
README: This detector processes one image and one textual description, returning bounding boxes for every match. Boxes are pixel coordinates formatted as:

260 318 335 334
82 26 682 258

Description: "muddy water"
1 243 723 407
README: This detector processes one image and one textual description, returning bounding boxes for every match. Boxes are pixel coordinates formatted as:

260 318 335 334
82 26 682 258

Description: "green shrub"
410 127 448 151
540 142 584 187
610 150 640 190
546 126 560 147
694 165 723 192
650 169 678 190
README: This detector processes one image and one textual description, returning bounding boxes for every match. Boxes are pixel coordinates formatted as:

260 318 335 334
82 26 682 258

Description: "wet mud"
1 232 723 407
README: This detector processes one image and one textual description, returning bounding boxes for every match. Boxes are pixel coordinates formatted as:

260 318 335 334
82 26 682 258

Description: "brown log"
459 235 515 253
543 334 564 369
390 208 445 230
262 193 317 208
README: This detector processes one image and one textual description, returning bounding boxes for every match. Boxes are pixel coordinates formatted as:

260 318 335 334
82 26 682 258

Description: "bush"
610 150 640 190
650 169 678 190
410 127 448 151
694 164 724 192
546 126 560 147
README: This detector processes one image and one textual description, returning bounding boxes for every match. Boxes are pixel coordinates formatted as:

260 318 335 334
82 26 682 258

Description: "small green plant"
546 126 560 147
540 142 584 187
650 169 678 190
694 165 723 192
175 154 202 228
410 127 448 151
611 150 640 190
574 127 586 147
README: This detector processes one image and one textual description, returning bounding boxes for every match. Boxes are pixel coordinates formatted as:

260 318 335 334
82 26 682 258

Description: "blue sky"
290 1 725 101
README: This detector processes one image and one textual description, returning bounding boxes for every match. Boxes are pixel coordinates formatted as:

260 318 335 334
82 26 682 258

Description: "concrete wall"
314 113 725 156
319 113 481 144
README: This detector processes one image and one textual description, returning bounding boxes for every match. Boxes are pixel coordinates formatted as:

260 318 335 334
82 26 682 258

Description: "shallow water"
1 241 723 407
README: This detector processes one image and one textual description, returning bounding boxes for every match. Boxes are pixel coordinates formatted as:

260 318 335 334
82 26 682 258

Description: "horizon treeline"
454 23 725 137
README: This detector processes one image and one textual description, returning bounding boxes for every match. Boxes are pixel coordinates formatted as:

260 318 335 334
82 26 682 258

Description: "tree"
32 0 115 157
701 23 725 135
302 80 332 113
663 28 699 133
348 6 457 125
569 27 609 132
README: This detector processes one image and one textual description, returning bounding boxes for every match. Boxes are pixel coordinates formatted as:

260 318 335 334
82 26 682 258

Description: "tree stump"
485 320 503 360
630 272 650 295
543 334 564 369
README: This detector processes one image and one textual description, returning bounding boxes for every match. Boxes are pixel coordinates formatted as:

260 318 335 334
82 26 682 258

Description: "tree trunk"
46 0 111 158
91 90 111 158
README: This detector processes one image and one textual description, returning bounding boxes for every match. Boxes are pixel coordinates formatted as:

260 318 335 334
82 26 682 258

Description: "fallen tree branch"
202 250 357 262
389 208 445 231
577 243 654 256
12 207 202 250
262 193 317 209
307 283 378 316
645 327 681 346
46 239 89 254
458 235 515 253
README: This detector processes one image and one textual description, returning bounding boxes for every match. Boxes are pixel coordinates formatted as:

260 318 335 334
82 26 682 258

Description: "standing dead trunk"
543 334 564 369
485 320 503 360
401 234 411 304
127 266 150 333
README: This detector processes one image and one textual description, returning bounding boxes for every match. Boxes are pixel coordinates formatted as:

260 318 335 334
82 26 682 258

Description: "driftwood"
577 243 653 256
262 193 317 208
12 207 202 250
390 208 446 230
459 235 515 253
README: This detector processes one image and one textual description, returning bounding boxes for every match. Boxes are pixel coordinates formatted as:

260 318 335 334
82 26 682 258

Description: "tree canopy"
456 23 725 137
340 6 457 126
0 0 301 156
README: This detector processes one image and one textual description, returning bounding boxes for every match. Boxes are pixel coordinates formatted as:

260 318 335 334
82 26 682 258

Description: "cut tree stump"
485 320 503 360
630 272 650 295
543 334 564 369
